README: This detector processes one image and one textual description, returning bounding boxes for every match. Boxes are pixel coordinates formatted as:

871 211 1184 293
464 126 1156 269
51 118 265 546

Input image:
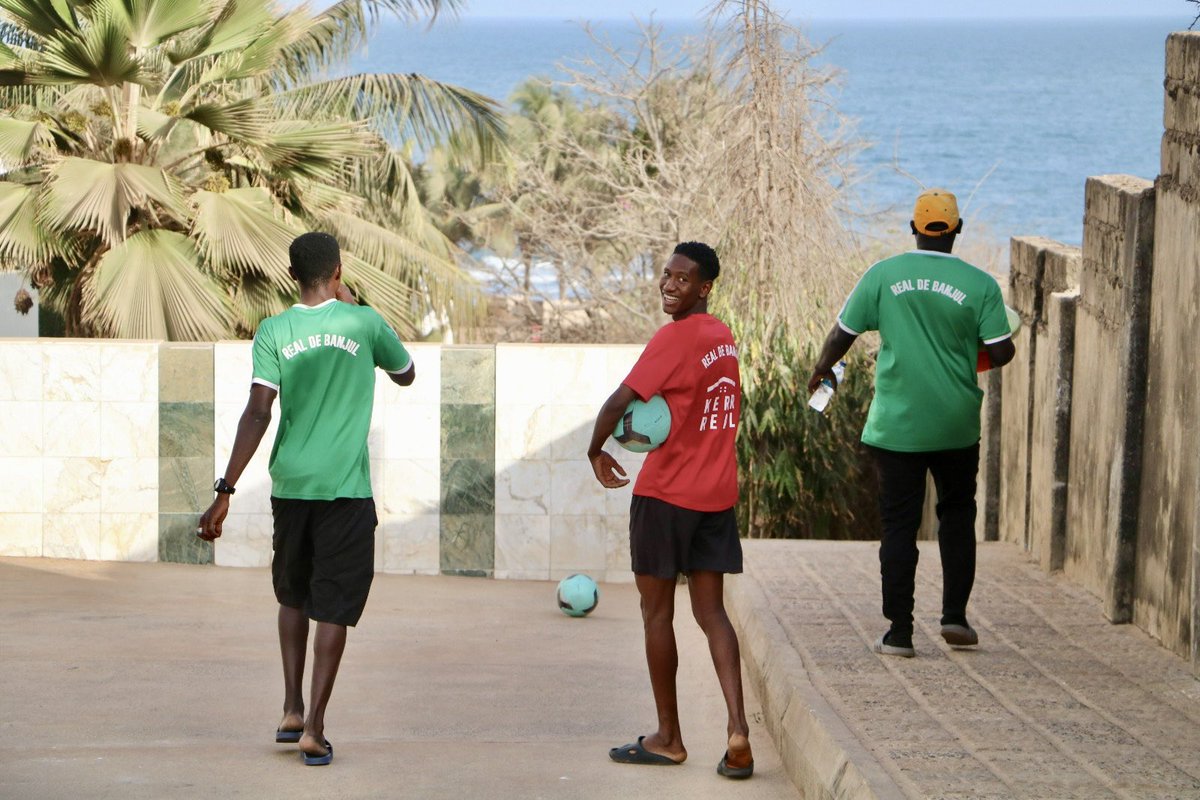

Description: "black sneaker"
940 623 979 647
872 629 915 658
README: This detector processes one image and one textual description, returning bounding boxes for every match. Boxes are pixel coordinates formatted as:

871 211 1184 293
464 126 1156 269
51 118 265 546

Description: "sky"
457 0 1184 20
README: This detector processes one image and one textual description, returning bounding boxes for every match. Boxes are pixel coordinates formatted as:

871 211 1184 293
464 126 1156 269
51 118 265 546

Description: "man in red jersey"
587 241 753 780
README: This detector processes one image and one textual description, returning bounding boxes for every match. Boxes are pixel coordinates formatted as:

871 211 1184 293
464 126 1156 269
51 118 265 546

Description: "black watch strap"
214 478 236 495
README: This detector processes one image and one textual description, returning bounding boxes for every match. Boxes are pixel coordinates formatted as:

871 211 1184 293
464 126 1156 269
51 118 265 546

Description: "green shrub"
731 315 880 539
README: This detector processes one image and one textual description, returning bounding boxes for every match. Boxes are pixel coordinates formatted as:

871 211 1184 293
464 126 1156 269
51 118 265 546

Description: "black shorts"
271 497 377 627
629 495 742 579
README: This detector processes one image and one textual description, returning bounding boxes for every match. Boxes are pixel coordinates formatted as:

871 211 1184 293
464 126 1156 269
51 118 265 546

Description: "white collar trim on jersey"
910 249 958 259
292 298 338 309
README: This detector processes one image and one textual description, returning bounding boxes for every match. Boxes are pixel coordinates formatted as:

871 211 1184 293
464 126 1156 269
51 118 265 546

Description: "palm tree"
0 0 504 339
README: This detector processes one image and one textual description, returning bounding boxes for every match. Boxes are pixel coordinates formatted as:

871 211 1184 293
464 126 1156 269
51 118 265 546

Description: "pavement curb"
727 560 906 800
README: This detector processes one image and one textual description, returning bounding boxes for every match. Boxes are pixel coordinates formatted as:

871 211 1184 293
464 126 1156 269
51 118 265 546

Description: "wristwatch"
214 478 236 495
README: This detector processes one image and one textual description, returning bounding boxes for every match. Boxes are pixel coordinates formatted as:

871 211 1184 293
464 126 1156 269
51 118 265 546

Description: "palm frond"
259 120 375 180
183 97 267 143
197 8 306 83
276 72 506 164
40 157 188 245
0 117 52 165
0 181 50 264
231 271 290 330
111 0 212 50
87 228 234 340
0 0 76 40
339 250 419 336
166 0 273 65
37 13 143 87
136 103 173 139
191 186 296 285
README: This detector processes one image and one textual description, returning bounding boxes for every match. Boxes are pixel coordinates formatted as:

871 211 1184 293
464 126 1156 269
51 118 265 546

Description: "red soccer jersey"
623 313 741 512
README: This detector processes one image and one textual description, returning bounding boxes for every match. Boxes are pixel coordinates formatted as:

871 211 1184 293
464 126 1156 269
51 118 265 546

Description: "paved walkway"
0 557 796 800
727 540 1200 800
6 542 1199 800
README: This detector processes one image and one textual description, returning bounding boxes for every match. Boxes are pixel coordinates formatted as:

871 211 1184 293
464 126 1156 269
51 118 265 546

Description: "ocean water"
354 16 1181 246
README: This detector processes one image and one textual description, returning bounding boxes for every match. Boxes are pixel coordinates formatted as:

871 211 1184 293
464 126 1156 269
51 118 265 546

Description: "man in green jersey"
198 232 415 764
807 189 1015 658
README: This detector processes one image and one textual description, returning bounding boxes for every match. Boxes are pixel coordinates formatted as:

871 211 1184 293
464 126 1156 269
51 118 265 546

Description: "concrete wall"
1028 288 1077 573
990 34 1199 673
1065 175 1155 622
999 237 1078 553
1134 32 1200 658
0 339 647 584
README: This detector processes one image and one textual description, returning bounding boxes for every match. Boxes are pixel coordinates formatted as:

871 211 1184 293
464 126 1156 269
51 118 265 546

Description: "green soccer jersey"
252 299 412 499
838 250 1010 452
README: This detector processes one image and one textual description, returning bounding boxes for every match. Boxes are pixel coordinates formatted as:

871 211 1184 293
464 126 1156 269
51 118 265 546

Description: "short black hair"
289 232 340 288
673 241 719 281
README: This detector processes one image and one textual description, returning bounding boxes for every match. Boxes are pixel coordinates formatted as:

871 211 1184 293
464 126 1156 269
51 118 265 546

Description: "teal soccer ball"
557 574 599 617
612 394 671 453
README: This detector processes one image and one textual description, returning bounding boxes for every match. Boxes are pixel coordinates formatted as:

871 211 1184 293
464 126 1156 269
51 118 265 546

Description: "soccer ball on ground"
557 573 599 617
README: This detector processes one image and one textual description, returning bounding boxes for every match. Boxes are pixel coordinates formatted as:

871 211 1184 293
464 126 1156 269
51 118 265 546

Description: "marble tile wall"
159 344 214 565
213 342 277 568
211 341 443 573
494 344 647 583
0 340 159 561
377 343 441 575
1 340 652 583
439 347 495 576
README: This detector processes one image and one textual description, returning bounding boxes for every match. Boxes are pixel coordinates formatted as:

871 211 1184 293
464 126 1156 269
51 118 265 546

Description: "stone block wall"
1136 32 1200 659
1066 175 1155 622
987 34 1200 673
999 237 1078 553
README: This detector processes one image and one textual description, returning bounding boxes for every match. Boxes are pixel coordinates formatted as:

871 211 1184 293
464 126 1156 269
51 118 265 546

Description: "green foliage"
0 0 504 340
731 313 880 540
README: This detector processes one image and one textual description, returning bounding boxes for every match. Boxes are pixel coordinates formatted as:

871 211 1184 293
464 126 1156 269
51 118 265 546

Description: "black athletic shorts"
271 497 377 627
629 495 742 579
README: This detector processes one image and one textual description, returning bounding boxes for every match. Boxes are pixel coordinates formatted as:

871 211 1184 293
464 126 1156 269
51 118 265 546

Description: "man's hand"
197 494 230 541
806 369 838 395
335 283 357 304
589 450 630 489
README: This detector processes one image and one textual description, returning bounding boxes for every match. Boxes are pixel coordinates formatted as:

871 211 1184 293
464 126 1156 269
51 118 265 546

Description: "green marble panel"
159 344 214 403
441 347 495 405
159 513 214 564
160 456 213 514
441 457 495 515
439 513 494 575
442 403 496 460
160 402 214 458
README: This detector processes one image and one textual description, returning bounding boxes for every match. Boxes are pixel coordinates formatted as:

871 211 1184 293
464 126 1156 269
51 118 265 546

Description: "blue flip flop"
609 736 683 766
302 739 333 766
275 728 303 744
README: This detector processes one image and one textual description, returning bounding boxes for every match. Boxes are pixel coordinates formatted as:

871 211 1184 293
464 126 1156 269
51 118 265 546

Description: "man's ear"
288 267 299 282
333 264 342 282
953 219 964 235
910 220 918 235
699 280 714 299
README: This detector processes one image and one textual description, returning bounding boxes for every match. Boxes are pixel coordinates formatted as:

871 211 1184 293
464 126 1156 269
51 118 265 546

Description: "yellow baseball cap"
913 188 960 237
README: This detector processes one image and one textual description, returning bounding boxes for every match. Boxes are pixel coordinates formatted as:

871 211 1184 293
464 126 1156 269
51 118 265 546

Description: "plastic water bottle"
808 361 846 414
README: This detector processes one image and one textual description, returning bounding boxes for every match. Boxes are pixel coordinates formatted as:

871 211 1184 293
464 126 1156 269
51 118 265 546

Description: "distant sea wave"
355 16 1180 246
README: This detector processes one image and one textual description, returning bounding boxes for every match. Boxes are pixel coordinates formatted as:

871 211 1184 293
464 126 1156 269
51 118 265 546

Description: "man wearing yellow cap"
807 189 1016 658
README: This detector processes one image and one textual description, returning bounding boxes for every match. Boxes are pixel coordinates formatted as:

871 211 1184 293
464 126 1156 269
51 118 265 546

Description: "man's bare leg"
687 571 752 768
298 621 346 757
278 605 308 734
633 573 688 763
